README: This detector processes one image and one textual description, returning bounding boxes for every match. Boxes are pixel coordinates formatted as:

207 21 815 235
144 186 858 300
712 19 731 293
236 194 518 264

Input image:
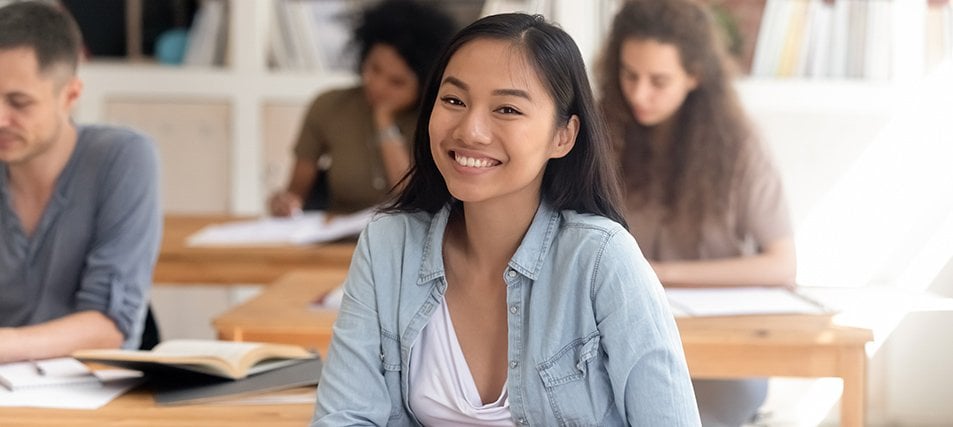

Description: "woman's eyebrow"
441 75 531 100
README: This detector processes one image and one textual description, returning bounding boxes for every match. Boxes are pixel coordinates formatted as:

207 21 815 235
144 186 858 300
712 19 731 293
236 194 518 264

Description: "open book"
72 340 316 380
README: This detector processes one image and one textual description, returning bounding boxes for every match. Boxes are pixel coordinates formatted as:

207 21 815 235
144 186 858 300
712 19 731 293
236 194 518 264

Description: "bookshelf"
71 0 515 215
74 1 356 214
71 0 949 215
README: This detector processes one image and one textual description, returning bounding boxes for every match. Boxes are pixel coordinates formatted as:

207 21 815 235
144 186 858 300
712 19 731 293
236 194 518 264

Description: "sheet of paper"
0 369 143 409
309 284 344 310
186 209 374 246
0 357 97 390
665 287 830 317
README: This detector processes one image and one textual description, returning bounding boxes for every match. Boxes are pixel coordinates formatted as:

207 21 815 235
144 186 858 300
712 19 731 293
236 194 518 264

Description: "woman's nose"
452 109 491 145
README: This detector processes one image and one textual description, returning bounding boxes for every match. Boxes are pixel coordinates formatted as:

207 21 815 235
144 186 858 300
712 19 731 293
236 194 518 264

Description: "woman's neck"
446 196 539 273
648 115 677 150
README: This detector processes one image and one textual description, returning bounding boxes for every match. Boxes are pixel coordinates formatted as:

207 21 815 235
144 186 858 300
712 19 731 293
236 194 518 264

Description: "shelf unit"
75 1 356 214
72 0 937 215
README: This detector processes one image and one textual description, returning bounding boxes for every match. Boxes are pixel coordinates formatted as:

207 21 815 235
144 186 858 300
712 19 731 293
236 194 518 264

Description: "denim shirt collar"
416 199 561 285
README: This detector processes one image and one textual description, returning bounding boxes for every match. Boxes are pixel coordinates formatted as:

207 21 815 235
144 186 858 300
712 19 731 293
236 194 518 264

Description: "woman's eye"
440 96 464 107
497 106 521 115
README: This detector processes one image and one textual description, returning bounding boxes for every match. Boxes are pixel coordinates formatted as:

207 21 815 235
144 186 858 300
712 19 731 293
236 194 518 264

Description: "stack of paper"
665 287 831 317
0 358 143 409
187 209 374 247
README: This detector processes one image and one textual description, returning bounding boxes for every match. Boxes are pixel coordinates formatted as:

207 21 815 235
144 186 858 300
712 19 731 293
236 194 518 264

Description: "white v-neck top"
408 300 513 426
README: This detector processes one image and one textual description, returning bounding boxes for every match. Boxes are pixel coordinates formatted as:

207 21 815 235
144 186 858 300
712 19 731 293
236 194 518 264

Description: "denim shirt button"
507 270 517 278
509 360 518 369
518 418 527 425
509 305 519 314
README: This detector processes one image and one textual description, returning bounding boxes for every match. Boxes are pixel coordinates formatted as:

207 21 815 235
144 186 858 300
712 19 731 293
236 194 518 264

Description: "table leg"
840 346 867 427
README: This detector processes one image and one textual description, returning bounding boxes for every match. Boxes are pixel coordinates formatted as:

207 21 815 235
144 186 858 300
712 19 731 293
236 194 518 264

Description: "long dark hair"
598 0 753 235
384 13 626 228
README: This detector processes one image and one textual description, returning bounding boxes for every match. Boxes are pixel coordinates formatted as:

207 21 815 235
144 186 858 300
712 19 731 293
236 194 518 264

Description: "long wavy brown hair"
597 0 754 237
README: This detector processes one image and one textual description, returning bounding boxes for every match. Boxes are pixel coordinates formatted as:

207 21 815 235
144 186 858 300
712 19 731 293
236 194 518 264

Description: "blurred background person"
597 0 797 425
269 0 456 216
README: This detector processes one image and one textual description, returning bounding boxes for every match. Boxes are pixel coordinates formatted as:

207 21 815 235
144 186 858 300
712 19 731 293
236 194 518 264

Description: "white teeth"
454 153 497 168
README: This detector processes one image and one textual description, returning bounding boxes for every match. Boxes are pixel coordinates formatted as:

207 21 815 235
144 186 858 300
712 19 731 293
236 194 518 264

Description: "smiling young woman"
311 12 700 427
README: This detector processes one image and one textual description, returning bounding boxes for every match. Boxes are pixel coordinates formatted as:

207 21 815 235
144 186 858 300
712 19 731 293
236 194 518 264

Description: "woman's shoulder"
363 209 434 239
308 86 365 114
557 210 635 251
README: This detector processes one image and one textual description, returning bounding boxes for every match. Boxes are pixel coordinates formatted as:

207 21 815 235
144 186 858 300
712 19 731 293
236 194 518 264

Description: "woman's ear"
551 115 579 159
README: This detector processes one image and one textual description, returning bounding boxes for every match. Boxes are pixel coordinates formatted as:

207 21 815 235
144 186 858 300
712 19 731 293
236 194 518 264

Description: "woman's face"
361 44 419 112
428 39 577 207
618 38 697 127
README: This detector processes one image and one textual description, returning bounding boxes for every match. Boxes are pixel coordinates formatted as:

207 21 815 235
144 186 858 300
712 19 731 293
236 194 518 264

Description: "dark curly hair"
353 0 457 85
384 13 626 228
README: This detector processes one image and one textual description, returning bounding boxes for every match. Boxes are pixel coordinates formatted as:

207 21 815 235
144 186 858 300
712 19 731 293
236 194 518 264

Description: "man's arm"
0 311 123 363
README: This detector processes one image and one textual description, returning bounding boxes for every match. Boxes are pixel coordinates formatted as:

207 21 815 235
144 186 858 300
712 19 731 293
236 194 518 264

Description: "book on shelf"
268 0 359 72
73 339 316 380
183 0 228 67
745 0 948 80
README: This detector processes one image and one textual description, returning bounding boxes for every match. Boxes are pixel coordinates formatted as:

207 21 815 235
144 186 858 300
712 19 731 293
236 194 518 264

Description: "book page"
152 340 263 363
665 287 830 317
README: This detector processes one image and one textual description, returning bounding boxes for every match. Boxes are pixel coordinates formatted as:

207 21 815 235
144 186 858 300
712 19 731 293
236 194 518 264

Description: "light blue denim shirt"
312 200 700 426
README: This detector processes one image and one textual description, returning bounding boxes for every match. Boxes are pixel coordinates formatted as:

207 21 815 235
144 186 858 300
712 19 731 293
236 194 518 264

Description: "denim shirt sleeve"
593 230 701 426
313 226 394 426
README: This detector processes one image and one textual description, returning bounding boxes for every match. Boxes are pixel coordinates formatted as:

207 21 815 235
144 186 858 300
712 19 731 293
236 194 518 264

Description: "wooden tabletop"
213 269 347 354
0 387 315 427
155 214 356 284
213 270 876 426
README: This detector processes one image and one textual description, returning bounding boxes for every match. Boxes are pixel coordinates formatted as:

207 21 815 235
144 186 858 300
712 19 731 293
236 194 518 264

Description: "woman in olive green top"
269 1 456 215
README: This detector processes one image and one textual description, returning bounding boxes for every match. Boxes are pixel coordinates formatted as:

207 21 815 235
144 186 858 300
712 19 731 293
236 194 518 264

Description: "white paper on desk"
0 369 143 409
309 284 344 310
186 209 374 247
0 357 98 390
665 287 830 317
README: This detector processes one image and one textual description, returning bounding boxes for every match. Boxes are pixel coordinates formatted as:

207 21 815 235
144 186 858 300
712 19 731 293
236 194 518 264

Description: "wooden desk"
677 314 873 427
213 269 347 353
0 387 313 427
156 215 356 284
213 270 875 427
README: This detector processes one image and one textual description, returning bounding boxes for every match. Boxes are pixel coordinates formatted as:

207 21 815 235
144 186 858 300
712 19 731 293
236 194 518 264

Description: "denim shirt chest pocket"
537 333 615 426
